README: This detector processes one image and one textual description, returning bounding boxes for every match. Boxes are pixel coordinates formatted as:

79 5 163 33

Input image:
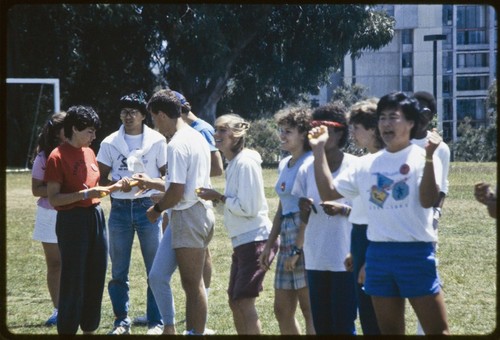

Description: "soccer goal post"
6 78 60 113
6 78 61 171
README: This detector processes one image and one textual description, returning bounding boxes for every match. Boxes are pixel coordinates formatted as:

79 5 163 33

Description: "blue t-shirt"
191 119 217 152
275 151 313 215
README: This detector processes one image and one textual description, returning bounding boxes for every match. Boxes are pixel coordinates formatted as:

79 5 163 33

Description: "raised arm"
419 130 441 208
309 126 343 201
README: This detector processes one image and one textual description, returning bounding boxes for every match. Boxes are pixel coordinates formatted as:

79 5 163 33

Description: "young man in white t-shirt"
97 91 167 335
146 89 214 336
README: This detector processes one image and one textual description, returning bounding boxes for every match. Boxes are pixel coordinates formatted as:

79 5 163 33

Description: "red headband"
311 120 344 128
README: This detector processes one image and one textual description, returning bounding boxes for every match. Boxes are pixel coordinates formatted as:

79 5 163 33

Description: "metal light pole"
423 34 446 99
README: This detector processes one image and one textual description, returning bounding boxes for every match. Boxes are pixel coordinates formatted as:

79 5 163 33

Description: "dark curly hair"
63 105 101 139
274 106 313 151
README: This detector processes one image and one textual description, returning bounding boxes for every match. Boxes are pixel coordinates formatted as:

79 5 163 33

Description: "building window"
443 75 453 94
457 98 486 121
456 75 490 91
442 98 454 143
457 52 489 68
457 5 488 45
443 98 453 121
443 51 453 72
402 52 412 68
402 76 413 92
443 5 453 26
401 29 413 44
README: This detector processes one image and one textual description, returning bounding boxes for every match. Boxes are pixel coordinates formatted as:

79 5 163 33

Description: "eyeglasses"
120 109 140 118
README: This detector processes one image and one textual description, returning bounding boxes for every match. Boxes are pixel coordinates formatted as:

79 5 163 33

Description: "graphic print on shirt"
118 154 128 171
370 164 410 209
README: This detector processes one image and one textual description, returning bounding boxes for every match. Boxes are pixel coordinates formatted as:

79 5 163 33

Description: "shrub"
246 117 282 165
451 116 497 162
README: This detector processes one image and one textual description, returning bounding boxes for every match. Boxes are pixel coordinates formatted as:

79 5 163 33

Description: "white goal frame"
6 78 61 171
6 78 60 113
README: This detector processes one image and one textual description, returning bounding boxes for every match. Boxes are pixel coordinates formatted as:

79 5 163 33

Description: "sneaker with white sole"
204 328 216 335
146 325 163 335
182 328 216 335
44 309 58 326
108 325 131 335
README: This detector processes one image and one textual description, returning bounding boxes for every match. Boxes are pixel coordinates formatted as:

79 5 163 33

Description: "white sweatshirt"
223 149 272 238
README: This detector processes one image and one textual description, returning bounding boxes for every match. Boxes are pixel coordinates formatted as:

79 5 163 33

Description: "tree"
452 80 497 162
7 4 156 165
144 4 395 122
6 4 394 167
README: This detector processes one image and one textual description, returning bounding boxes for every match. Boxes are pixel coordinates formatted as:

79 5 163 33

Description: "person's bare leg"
228 297 260 335
42 242 61 308
203 248 212 290
175 247 206 334
410 292 450 335
371 296 406 334
162 324 176 335
297 287 315 335
274 289 300 334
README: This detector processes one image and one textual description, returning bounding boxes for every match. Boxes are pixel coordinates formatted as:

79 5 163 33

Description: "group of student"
31 87 466 335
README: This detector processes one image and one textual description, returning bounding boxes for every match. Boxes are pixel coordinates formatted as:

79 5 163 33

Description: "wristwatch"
290 245 302 256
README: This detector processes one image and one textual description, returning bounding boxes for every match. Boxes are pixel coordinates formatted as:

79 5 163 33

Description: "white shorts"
32 205 58 243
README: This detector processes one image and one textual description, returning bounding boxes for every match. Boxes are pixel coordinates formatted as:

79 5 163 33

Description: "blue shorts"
364 242 441 298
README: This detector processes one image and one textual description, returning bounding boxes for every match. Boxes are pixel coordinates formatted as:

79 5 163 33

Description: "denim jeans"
307 270 357 335
108 197 162 327
149 225 177 326
351 224 380 335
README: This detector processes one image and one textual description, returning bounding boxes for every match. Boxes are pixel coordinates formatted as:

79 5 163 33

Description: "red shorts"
227 240 278 301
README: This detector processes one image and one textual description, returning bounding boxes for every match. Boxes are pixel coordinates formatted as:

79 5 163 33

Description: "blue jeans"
149 225 177 326
351 224 380 335
108 197 162 327
307 270 357 335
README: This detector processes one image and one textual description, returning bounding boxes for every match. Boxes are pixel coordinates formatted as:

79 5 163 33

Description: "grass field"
3 162 498 336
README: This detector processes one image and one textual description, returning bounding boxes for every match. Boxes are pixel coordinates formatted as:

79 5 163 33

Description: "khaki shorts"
171 201 214 249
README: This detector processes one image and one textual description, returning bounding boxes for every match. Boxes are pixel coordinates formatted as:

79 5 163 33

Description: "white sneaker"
146 325 163 335
182 328 216 335
204 328 216 335
108 325 131 335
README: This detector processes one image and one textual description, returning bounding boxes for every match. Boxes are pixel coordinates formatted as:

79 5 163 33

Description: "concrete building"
313 4 497 143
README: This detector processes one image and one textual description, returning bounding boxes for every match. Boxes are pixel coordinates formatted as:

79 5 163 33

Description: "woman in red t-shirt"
45 105 110 335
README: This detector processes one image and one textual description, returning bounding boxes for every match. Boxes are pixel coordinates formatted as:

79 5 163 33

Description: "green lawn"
3 162 497 336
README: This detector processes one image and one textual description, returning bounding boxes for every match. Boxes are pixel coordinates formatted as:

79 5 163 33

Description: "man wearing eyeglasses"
97 91 167 335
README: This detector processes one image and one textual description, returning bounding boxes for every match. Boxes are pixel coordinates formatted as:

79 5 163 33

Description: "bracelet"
425 157 433 163
82 190 88 200
153 203 163 213
290 245 302 256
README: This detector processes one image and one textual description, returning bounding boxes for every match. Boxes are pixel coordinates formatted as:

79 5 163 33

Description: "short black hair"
376 91 420 139
414 91 437 115
64 105 101 139
119 90 148 116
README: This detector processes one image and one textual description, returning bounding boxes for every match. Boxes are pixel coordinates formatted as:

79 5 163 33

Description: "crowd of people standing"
30 87 491 335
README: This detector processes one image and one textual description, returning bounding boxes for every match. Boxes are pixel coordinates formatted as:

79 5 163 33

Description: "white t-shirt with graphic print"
334 144 442 243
